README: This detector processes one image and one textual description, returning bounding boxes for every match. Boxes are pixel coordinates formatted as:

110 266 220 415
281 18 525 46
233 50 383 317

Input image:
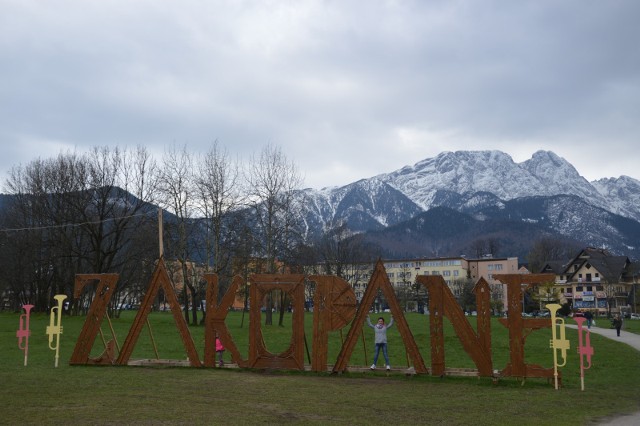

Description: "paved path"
565 322 640 351
565 323 640 425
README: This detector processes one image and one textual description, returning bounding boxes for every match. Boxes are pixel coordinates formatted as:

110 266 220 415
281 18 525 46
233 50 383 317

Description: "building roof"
540 261 567 275
560 247 630 283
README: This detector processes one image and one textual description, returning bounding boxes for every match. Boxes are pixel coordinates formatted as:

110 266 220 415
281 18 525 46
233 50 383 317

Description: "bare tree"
5 148 159 309
1 153 88 311
157 145 200 325
245 144 303 325
194 141 243 276
101 146 159 315
486 237 501 257
527 237 581 273
454 277 477 314
470 239 486 258
1 147 159 313
318 222 363 275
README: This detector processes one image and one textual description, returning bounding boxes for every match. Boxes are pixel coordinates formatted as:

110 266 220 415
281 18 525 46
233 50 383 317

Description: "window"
443 270 451 276
495 264 503 271
453 270 459 277
577 286 583 291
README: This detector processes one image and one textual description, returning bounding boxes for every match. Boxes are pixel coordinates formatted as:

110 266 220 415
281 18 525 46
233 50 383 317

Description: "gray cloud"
1 0 639 189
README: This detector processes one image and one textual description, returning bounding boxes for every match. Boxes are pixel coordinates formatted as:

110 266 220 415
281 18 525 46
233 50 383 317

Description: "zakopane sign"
20 258 595 388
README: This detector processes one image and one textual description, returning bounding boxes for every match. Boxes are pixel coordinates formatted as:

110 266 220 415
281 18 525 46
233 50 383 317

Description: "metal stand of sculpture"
16 304 34 366
46 294 67 368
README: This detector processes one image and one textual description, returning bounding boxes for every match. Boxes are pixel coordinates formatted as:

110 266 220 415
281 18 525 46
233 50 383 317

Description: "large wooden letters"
308 275 357 372
204 274 246 367
116 258 202 367
333 260 427 373
70 262 566 385
494 273 556 380
69 274 119 365
248 274 306 369
416 275 493 376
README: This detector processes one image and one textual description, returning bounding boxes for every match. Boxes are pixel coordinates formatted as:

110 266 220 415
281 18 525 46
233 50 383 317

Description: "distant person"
612 315 623 337
367 315 394 371
584 311 593 329
215 336 225 367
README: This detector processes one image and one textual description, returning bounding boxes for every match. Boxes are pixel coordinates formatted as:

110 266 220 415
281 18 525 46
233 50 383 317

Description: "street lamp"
633 274 637 314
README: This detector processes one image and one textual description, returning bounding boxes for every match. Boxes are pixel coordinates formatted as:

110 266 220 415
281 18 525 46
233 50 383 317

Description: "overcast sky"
1 1 639 190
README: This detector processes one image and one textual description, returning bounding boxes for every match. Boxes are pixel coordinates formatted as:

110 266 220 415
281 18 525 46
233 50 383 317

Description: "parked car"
630 313 640 320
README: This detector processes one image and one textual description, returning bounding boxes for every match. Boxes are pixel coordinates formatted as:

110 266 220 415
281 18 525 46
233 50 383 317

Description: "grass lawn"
1 310 639 425
593 316 640 335
624 318 640 334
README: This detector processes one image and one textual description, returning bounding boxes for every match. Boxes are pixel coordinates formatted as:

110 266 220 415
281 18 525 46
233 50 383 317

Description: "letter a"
333 259 427 373
117 258 202 367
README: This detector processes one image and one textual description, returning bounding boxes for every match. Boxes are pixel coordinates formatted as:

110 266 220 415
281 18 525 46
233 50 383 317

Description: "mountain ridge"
297 150 640 260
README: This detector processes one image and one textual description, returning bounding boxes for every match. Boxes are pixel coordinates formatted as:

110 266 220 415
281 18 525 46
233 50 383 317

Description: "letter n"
416 275 493 377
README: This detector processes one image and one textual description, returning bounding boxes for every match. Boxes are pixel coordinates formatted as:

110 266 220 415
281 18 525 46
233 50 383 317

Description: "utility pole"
158 208 164 259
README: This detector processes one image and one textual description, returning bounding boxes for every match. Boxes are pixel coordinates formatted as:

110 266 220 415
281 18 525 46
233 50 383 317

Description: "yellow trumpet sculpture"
546 303 570 390
46 294 67 368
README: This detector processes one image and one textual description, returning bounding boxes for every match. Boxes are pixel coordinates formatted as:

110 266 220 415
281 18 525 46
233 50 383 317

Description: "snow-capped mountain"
298 150 640 259
377 150 608 210
298 177 422 236
591 175 640 222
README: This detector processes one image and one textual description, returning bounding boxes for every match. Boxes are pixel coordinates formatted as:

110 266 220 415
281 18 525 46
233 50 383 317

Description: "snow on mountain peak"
299 150 640 238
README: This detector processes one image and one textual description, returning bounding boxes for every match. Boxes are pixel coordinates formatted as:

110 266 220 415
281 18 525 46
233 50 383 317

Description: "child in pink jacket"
215 336 225 367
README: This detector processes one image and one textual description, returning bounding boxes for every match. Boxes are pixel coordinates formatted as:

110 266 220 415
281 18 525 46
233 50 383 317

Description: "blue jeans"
373 343 390 365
